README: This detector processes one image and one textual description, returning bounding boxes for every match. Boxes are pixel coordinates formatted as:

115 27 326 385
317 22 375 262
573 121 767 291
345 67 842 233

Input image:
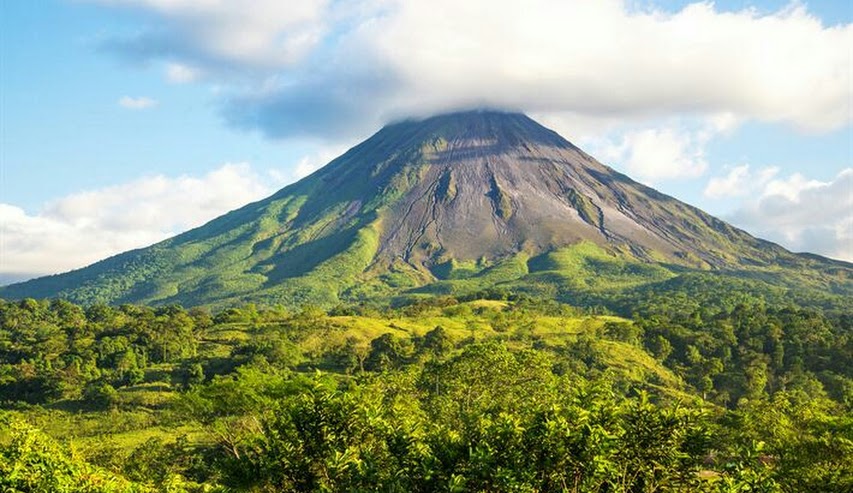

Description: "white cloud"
571 115 739 182
95 0 331 68
726 168 853 261
595 124 709 182
365 0 850 132
293 157 324 180
704 164 779 198
0 163 284 283
90 1 852 137
291 145 352 180
761 172 827 201
118 96 158 109
705 165 752 198
165 62 201 83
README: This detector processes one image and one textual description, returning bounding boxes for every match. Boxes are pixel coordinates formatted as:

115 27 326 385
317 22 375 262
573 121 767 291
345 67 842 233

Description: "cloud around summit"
94 0 852 140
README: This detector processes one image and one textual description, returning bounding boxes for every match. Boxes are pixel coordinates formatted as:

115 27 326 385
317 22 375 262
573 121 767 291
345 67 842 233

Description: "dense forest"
1 288 851 492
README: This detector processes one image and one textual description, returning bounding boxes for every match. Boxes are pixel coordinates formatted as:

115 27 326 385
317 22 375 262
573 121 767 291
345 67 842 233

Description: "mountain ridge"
3 110 850 308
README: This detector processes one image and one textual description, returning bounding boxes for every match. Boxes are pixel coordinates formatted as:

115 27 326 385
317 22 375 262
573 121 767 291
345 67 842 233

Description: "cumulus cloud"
592 124 709 182
0 163 284 284
704 164 780 198
725 169 853 261
118 96 158 109
572 113 743 182
93 0 851 139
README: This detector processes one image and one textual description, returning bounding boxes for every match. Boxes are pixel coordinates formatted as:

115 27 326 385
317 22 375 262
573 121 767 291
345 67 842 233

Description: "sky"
0 0 851 284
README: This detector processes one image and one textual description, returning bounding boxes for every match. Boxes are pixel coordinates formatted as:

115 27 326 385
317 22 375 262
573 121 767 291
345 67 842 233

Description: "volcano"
4 110 849 307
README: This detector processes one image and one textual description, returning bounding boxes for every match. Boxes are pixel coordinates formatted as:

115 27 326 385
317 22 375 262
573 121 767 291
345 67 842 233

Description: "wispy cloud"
118 95 158 109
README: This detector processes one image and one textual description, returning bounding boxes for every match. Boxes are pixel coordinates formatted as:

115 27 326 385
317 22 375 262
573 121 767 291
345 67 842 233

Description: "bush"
84 381 119 409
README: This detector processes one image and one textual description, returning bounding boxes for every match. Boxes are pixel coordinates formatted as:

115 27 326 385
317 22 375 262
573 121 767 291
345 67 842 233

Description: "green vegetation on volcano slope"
4 111 851 310
0 132 429 308
396 242 851 318
1 292 851 492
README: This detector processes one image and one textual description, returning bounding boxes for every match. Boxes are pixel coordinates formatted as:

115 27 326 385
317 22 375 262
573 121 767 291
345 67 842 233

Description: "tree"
84 381 119 409
648 334 673 362
365 333 412 372
604 320 642 345
174 362 205 390
417 326 453 357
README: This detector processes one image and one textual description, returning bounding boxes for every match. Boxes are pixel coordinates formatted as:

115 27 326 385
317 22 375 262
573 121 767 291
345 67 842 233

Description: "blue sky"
1 0 313 207
1 0 850 283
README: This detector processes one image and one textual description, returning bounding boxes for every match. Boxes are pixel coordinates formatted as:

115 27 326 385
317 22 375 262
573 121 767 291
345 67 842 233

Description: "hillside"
3 110 850 308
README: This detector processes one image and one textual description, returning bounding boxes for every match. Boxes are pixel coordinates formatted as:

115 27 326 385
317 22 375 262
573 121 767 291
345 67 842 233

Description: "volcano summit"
4 110 849 307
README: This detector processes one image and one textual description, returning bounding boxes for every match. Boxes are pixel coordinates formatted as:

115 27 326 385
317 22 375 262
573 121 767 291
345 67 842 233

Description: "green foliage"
0 300 199 406
0 295 850 491
223 354 715 492
173 362 205 390
0 419 143 492
716 391 853 492
634 303 852 407
365 332 414 372
416 325 454 357
83 381 120 409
